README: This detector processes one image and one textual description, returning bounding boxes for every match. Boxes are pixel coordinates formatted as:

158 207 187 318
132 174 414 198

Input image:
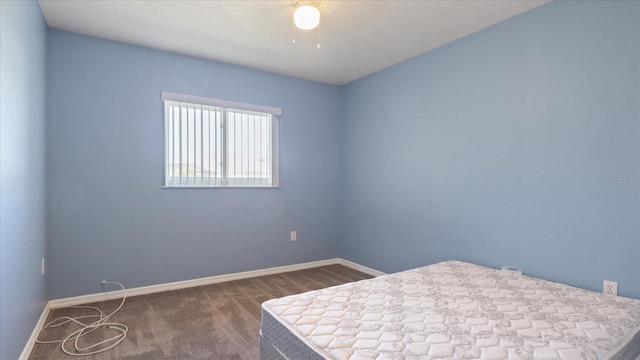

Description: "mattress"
260 261 640 360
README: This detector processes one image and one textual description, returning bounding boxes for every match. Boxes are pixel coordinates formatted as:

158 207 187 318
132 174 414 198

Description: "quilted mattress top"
261 261 640 359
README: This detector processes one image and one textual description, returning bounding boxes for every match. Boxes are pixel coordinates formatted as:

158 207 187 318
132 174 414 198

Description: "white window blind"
162 92 280 188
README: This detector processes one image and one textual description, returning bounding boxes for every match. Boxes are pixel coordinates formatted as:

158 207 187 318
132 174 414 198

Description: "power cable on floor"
36 281 128 356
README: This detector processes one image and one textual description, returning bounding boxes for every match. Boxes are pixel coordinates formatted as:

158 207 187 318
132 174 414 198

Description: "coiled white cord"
36 281 129 356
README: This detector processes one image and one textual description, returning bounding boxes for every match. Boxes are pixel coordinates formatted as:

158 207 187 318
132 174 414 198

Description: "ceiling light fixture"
291 1 322 49
293 5 320 30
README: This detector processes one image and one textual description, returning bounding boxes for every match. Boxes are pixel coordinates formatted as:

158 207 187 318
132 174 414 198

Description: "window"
162 92 281 188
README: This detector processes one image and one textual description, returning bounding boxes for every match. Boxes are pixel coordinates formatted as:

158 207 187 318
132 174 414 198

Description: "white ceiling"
37 0 549 86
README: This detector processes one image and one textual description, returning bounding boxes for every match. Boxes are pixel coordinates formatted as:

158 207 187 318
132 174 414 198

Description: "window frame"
161 92 281 189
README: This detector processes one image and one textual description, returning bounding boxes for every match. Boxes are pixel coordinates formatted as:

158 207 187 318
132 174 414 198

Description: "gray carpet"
29 265 372 360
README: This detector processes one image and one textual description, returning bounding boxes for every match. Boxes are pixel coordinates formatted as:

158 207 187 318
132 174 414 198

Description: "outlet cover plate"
603 280 618 296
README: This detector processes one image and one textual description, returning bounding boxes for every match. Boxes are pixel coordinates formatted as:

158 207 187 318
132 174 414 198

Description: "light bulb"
293 5 320 30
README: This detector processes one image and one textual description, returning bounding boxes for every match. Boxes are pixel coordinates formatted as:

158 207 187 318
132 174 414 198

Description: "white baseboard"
336 258 387 277
21 258 384 359
19 304 50 360
48 258 385 309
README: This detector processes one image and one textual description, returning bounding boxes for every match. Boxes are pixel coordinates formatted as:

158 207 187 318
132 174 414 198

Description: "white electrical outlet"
603 280 617 296
41 258 45 275
290 231 297 241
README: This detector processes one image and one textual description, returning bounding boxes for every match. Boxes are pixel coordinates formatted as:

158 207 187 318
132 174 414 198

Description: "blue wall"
341 1 640 299
43 1 640 301
46 31 342 299
0 1 48 358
